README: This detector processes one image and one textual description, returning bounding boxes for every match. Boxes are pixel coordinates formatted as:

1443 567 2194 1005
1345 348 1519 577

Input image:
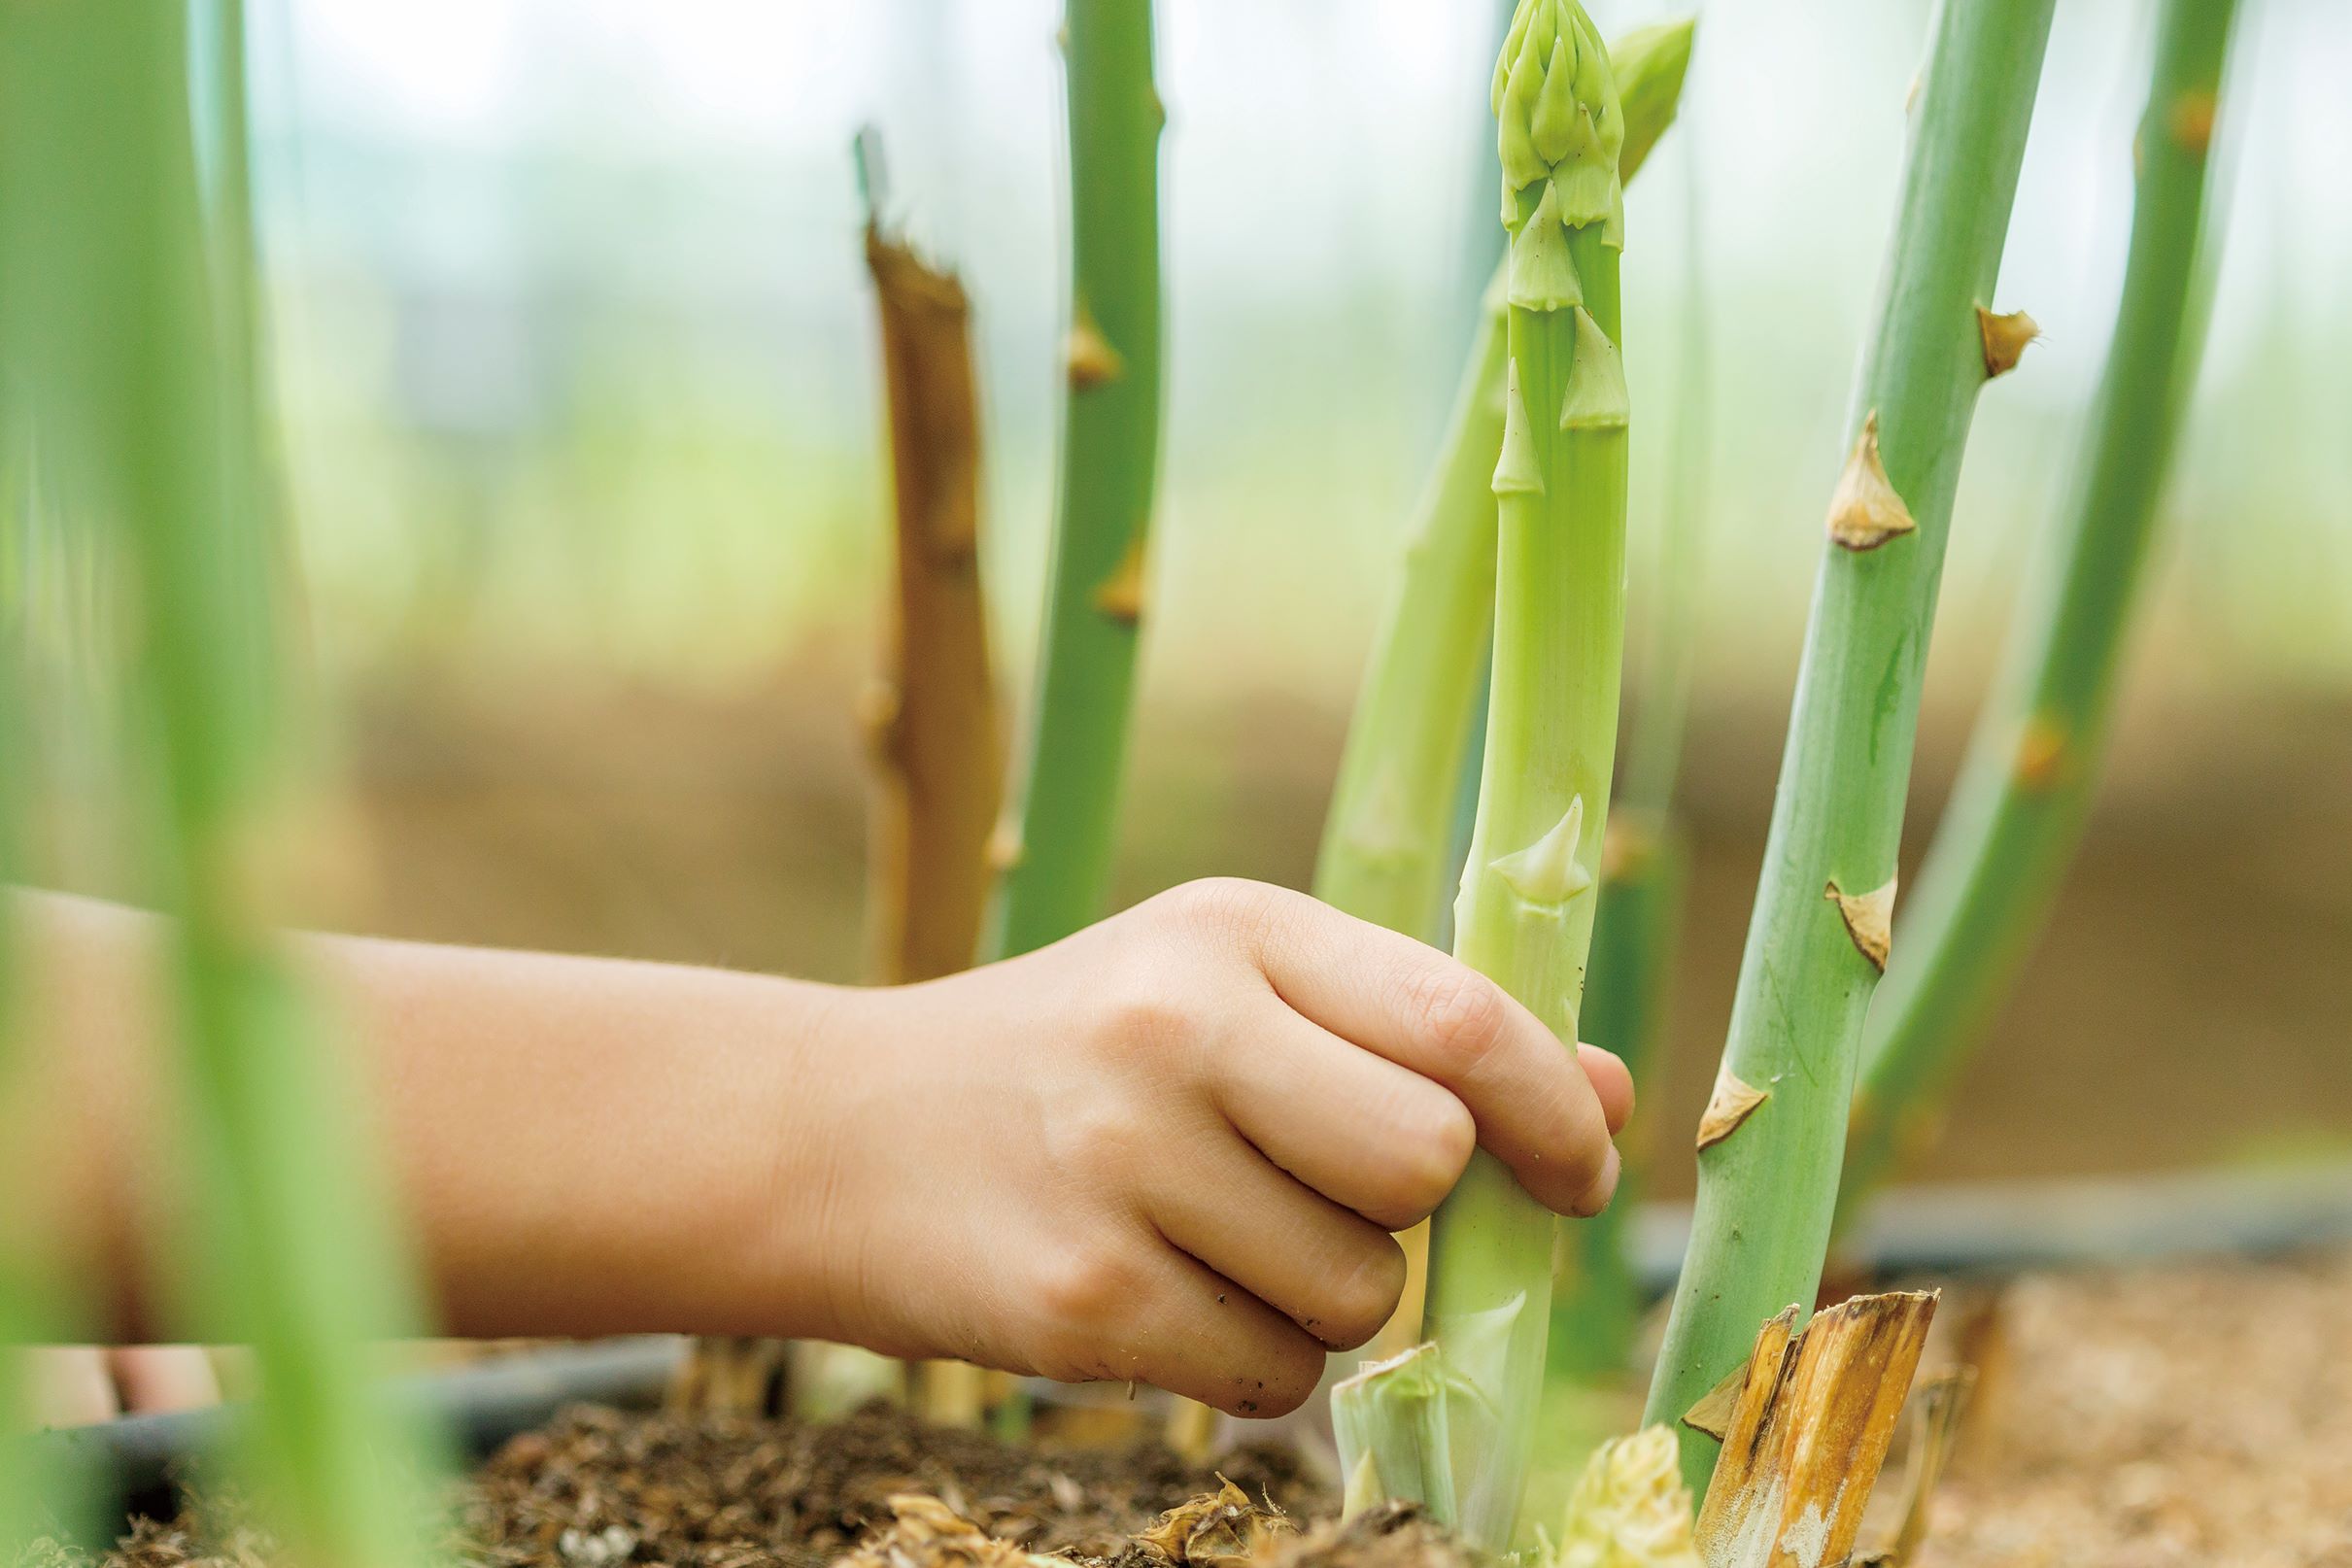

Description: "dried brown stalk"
1691 1291 1939 1568
863 223 1003 987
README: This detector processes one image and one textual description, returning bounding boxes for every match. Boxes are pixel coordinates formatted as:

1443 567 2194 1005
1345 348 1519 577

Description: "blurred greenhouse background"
88 0 2345 1185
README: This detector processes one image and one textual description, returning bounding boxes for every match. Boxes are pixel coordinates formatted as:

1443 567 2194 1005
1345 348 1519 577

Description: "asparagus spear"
1640 0 2058 1494
1336 4 1632 1547
1550 20 1711 1386
1840 0 2243 1227
986 0 1163 961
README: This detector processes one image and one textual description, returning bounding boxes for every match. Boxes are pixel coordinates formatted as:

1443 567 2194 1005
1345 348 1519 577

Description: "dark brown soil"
82 1404 1338 1568
457 1404 1328 1568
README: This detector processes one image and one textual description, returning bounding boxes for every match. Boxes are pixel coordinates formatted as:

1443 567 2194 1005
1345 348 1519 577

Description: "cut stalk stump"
1687 1291 1938 1568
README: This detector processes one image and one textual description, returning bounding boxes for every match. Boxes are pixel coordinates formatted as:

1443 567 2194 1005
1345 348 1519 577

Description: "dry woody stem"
1690 1292 1938 1568
863 224 1004 987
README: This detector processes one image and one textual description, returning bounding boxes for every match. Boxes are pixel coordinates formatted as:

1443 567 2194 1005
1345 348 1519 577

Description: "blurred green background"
127 0 2349 1190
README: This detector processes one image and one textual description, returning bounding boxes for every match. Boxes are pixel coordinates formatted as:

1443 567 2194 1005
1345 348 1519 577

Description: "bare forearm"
10 892 850 1344
8 879 1629 1417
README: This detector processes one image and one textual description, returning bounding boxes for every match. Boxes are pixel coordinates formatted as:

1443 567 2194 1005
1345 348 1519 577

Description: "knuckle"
1033 1243 1145 1337
1403 963 1512 1078
1403 1098 1480 1217
1102 985 1193 1056
1160 876 1277 940
1357 1096 1476 1229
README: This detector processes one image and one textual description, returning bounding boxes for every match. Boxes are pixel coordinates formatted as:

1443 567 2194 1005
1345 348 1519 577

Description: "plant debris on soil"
78 1402 1348 1568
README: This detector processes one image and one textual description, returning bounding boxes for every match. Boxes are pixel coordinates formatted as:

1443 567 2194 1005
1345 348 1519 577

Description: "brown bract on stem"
1975 306 2040 378
1824 413 1916 552
1824 875 1896 972
1695 1068 1769 1153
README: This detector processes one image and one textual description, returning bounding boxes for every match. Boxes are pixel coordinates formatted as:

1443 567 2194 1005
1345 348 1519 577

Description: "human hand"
801 878 1631 1417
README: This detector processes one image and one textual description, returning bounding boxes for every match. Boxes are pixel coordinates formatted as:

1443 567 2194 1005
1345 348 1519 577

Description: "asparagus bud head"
1496 0 1625 289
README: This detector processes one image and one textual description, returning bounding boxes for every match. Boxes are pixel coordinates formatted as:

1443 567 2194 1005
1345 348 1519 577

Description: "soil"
77 1404 1346 1568
1918 1248 2352 1568
59 1247 2352 1568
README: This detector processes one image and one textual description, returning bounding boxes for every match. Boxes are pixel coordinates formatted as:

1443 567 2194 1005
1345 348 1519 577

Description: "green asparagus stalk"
985 0 1162 960
1640 0 2057 1495
1549 31 1711 1385
1547 812 1684 1383
1839 0 2242 1228
1315 288 1508 941
1314 18 1690 946
0 8 441 1564
1336 4 1632 1549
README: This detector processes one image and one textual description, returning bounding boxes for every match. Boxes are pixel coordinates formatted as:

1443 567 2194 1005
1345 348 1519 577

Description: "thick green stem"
1640 0 2056 1496
1548 811 1684 1383
1338 6 1632 1550
1550 33 1709 1383
1839 0 2241 1229
0 9 439 1564
986 0 1162 960
1314 19 1689 946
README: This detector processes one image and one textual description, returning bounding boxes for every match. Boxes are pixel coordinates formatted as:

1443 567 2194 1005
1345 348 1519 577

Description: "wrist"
641 967 863 1342
359 939 865 1344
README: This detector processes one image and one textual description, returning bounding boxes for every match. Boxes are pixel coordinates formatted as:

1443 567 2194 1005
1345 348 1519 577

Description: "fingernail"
1574 1144 1621 1216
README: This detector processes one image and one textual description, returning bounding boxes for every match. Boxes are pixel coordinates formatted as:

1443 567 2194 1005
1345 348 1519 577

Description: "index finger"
1228 884 1620 1217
